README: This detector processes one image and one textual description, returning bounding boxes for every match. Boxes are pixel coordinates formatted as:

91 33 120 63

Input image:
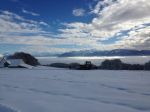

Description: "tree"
50 63 69 68
129 64 144 70
144 61 150 70
8 52 39 66
100 59 123 70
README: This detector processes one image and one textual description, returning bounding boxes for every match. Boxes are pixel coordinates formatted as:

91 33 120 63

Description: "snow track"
0 68 150 112
0 104 18 112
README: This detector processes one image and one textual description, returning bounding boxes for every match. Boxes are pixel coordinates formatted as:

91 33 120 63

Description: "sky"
0 0 150 55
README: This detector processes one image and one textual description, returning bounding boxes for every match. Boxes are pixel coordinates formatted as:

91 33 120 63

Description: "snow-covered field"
0 68 150 112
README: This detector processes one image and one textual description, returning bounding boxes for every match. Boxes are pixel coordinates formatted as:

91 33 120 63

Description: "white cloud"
21 45 91 54
22 9 40 16
1 0 150 54
0 10 55 47
72 8 85 17
59 0 150 50
114 26 150 50
0 10 48 34
0 11 96 50
39 21 49 26
0 10 99 53
90 0 150 38
90 0 117 15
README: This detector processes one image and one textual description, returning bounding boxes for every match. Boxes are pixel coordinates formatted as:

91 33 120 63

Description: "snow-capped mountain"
59 49 150 57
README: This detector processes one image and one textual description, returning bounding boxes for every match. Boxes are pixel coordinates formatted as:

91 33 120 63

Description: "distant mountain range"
58 49 150 57
32 53 60 57
2 49 150 57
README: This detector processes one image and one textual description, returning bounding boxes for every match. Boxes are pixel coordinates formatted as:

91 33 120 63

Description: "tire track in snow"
99 83 150 96
1 82 150 97
27 88 150 111
0 104 19 112
1 83 150 111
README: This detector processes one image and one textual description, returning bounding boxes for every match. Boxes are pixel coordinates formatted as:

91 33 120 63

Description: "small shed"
0 57 10 68
8 59 33 69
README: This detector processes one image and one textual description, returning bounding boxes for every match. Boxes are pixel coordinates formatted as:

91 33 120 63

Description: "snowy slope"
0 54 3 57
0 68 150 112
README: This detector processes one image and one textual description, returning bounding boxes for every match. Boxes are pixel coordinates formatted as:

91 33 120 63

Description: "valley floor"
0 68 150 112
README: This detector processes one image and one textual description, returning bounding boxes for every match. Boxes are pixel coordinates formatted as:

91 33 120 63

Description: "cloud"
72 8 85 17
114 26 150 50
1 0 150 54
39 21 49 26
0 10 53 45
22 9 40 16
21 45 91 54
59 0 150 50
90 0 117 14
90 0 150 38
0 10 48 34
0 10 96 53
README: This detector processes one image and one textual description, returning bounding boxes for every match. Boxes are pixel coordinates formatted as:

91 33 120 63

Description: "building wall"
0 58 7 67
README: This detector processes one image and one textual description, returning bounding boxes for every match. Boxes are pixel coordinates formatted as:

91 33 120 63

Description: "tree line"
99 59 150 70
49 59 150 70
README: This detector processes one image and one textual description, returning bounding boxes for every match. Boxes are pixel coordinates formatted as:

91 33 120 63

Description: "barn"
8 59 33 69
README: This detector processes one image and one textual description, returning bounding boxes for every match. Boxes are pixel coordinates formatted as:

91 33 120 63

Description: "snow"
0 54 3 58
7 59 24 67
19 64 33 69
7 59 34 69
0 68 150 112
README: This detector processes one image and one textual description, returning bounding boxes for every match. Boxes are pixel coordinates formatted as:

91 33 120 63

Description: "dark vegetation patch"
7 52 39 66
46 59 150 70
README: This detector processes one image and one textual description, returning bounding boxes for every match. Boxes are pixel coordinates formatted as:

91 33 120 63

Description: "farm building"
8 59 33 69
